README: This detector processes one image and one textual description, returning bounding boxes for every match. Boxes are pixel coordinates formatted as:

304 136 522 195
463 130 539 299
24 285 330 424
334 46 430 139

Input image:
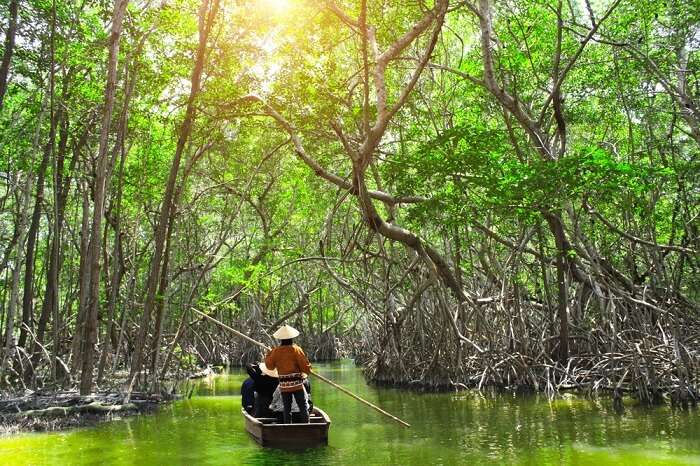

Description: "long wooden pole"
192 308 411 428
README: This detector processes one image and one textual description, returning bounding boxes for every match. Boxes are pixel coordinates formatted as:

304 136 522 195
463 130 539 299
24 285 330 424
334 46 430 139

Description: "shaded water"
1 360 699 465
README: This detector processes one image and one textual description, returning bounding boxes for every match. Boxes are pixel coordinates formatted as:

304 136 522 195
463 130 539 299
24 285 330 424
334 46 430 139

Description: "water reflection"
1 359 699 465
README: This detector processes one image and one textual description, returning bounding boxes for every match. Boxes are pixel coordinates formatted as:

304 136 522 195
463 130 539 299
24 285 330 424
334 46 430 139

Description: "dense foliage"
0 0 697 404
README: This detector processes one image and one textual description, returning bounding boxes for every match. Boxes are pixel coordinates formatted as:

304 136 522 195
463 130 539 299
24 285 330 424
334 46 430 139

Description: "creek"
1 360 699 465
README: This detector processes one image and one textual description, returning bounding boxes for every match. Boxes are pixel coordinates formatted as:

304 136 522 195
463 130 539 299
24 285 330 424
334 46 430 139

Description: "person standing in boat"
269 377 313 422
264 324 311 423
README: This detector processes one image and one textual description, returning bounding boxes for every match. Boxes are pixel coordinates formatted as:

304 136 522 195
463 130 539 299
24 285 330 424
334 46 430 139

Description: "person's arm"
264 348 276 370
295 346 311 374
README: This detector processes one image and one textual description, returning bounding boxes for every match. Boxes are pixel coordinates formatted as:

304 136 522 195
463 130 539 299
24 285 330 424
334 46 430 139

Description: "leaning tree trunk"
96 44 142 383
79 0 129 395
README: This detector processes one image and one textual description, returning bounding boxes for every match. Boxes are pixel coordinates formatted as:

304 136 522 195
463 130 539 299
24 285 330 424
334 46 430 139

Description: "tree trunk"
2 95 47 370
18 129 53 349
1 176 33 371
148 229 172 388
127 0 220 388
96 37 144 382
79 0 130 395
97 143 127 384
36 119 83 367
19 3 63 351
544 212 570 362
0 0 19 111
71 181 92 374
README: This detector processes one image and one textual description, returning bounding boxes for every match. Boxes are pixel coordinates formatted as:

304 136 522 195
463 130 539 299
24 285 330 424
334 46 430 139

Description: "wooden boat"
242 407 331 448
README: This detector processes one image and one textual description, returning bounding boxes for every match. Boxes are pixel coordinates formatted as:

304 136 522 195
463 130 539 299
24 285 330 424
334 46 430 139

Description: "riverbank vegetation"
0 0 698 410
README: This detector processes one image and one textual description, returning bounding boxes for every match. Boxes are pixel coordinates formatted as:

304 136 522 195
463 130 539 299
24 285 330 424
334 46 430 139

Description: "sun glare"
262 0 291 13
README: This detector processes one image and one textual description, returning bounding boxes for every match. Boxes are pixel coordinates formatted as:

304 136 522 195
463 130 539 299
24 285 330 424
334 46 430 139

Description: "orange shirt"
264 344 311 376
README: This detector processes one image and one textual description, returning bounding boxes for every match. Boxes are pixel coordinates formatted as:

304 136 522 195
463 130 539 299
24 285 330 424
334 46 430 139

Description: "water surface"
1 360 699 465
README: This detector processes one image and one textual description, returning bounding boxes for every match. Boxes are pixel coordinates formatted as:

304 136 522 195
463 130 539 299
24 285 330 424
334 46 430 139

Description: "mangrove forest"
0 0 699 460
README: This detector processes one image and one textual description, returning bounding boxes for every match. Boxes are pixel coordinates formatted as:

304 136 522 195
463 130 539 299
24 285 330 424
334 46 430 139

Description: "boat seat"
255 417 279 424
255 414 326 425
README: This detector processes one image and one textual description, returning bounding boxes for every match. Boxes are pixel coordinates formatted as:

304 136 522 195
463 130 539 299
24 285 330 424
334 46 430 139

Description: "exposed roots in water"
350 259 700 409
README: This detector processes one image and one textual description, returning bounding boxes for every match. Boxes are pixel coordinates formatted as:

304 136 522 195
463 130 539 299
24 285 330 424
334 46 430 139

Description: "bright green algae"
1 360 699 465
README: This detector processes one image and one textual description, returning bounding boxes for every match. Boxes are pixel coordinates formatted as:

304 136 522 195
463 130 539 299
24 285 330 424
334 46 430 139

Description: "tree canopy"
0 0 698 402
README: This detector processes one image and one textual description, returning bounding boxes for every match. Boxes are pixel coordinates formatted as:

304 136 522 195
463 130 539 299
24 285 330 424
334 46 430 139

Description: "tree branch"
584 200 697 255
239 95 426 205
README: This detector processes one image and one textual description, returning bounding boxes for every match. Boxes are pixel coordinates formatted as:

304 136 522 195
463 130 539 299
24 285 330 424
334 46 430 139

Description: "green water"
1 360 699 465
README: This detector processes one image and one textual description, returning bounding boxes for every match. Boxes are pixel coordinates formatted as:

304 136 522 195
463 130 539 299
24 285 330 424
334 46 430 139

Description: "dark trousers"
254 394 273 418
281 389 309 424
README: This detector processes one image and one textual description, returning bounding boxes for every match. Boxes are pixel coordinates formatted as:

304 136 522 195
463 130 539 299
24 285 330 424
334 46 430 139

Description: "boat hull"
242 407 331 449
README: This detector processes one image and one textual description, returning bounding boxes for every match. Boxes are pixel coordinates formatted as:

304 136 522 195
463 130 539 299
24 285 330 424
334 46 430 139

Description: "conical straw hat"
259 362 278 378
272 324 300 340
